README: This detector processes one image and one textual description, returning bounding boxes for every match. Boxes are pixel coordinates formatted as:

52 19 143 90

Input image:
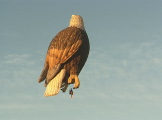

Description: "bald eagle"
38 15 90 97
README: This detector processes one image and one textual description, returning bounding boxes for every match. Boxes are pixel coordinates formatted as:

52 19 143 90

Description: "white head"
69 15 85 30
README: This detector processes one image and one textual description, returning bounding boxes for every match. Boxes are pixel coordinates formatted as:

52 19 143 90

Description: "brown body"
38 27 90 93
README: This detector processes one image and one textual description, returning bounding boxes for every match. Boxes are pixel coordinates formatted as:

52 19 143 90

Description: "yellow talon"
68 75 80 89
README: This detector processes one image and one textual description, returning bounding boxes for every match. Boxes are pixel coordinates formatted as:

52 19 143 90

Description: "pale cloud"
81 40 162 105
0 53 41 97
3 54 34 65
1 40 162 109
152 58 162 64
0 104 34 109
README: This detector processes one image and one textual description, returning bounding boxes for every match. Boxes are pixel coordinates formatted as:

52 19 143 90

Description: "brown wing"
38 27 84 83
46 40 82 69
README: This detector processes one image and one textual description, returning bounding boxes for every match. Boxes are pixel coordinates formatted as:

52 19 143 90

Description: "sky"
1 0 162 120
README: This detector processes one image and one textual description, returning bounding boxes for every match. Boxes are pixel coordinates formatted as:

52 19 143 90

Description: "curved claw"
68 75 80 89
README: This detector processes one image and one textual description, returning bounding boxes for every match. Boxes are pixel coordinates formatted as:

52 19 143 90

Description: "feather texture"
44 69 66 96
38 18 90 97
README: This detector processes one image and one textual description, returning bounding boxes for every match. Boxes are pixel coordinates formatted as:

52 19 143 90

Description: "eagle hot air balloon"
38 15 90 97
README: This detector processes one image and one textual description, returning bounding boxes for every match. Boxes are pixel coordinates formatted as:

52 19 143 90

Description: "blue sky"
1 0 162 120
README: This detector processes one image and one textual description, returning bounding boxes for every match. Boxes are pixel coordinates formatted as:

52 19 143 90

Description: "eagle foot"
61 83 68 92
68 75 80 89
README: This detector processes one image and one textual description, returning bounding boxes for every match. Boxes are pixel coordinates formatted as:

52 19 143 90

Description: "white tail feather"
44 69 66 97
